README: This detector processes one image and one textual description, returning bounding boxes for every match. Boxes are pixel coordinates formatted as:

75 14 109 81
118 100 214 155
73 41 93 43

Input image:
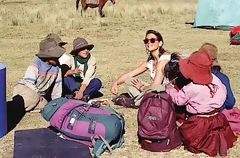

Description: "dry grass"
0 0 240 157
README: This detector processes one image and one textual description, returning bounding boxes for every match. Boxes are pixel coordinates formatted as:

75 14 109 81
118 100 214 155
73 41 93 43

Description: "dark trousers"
63 76 102 97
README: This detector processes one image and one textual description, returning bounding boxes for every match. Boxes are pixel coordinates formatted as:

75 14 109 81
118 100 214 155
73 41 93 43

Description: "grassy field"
0 0 240 157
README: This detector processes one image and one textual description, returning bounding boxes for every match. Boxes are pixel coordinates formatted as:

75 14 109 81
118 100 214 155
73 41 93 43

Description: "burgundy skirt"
180 112 237 156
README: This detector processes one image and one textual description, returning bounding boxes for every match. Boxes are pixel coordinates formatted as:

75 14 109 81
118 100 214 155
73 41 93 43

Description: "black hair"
40 57 60 66
39 58 49 62
146 30 163 43
164 53 181 81
164 53 192 89
175 72 192 89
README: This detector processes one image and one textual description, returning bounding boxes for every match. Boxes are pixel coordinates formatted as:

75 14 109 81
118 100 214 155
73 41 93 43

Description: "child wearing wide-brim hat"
12 38 65 112
165 50 237 156
61 37 102 101
44 33 73 71
69 37 94 55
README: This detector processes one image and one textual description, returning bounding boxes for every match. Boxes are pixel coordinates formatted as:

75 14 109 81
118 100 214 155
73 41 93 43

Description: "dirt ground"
0 0 239 157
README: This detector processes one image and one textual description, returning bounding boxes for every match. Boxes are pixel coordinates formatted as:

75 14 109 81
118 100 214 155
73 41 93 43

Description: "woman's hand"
131 79 144 91
110 82 118 95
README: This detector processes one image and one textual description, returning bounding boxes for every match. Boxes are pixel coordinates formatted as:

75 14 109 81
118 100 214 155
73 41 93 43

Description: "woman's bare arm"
110 61 147 94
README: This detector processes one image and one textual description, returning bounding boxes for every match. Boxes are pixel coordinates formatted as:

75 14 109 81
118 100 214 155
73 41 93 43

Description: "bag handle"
146 84 166 93
139 84 174 110
134 85 165 103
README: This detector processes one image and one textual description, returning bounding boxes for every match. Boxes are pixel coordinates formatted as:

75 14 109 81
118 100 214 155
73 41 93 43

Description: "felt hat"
70 37 94 55
36 38 66 58
46 33 68 46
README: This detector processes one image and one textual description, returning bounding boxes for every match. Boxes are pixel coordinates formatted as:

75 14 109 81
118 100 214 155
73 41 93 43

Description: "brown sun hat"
36 38 66 58
179 50 213 84
46 33 68 46
70 37 94 55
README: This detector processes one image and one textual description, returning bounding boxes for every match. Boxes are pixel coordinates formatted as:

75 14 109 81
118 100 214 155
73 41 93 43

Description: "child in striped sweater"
12 38 65 112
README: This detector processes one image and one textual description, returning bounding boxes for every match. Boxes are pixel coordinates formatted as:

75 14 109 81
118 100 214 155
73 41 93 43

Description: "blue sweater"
212 70 236 109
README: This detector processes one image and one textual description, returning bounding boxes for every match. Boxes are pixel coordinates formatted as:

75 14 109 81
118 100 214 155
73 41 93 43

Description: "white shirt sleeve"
59 53 72 67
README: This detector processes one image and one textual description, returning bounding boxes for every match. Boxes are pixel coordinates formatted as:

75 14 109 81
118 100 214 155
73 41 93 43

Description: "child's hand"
74 68 82 74
64 70 75 76
131 79 144 90
64 68 82 77
74 91 83 100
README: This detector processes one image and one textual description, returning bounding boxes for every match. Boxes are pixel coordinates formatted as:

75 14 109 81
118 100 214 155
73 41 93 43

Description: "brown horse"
76 0 115 17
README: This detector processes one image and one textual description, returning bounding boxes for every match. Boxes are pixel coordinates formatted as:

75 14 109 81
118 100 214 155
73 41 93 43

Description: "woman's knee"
125 77 134 85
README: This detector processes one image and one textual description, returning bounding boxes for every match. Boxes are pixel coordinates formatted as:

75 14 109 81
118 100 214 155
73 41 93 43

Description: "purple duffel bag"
41 97 125 157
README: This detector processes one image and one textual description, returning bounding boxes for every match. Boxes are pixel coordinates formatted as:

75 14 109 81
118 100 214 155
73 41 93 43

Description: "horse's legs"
81 9 83 17
81 5 88 17
98 2 107 17
98 6 105 17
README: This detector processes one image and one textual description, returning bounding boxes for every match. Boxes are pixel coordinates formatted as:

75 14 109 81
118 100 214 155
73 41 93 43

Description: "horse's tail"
76 0 80 10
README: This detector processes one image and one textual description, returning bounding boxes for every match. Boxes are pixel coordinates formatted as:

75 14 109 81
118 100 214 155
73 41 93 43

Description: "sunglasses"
143 38 158 44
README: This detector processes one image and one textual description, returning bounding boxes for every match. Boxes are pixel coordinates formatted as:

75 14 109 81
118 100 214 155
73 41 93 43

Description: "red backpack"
230 26 240 45
137 87 182 152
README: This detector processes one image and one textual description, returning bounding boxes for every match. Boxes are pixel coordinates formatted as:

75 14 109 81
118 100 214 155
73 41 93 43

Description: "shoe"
89 99 110 106
65 94 74 99
82 95 90 102
112 93 137 109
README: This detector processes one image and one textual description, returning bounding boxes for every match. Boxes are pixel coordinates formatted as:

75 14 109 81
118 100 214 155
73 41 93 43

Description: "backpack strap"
90 109 125 157
91 135 113 157
140 85 174 111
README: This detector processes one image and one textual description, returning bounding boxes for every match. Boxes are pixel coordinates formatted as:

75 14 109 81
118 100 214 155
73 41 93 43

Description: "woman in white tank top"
110 30 170 106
